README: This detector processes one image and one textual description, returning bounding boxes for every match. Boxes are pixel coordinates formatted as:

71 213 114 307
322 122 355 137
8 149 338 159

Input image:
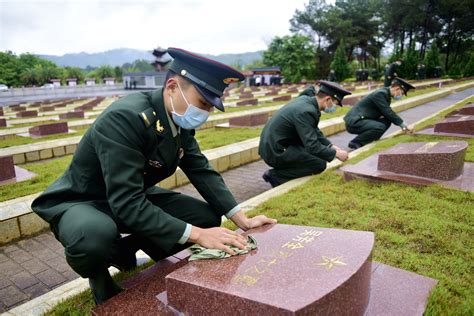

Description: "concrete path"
0 88 471 313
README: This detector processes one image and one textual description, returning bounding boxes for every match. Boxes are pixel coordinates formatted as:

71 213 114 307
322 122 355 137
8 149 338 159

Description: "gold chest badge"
156 120 165 133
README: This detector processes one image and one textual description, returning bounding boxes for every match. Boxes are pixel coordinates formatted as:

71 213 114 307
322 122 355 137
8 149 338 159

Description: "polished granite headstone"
0 118 6 127
10 106 26 112
16 110 38 118
236 98 258 106
418 115 474 138
39 106 55 112
93 224 437 315
0 108 4 116
448 103 474 116
59 110 85 119
273 95 291 102
0 155 36 185
218 112 269 128
29 122 69 137
239 93 254 99
161 224 374 315
341 141 474 192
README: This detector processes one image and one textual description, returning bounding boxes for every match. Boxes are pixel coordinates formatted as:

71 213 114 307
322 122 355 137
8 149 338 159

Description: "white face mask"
169 82 210 130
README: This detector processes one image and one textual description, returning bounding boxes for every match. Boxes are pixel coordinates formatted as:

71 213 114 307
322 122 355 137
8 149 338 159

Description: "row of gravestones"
89 103 473 315
0 97 106 128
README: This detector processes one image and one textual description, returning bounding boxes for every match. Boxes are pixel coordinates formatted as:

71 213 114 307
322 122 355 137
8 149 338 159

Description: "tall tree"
330 39 352 81
263 35 317 83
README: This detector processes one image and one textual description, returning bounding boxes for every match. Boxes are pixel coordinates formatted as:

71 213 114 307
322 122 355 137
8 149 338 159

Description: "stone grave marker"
418 115 474 138
93 224 437 315
273 95 291 102
265 90 279 96
0 118 6 127
59 110 85 119
218 113 269 129
39 106 55 112
11 106 27 112
0 107 4 116
28 122 69 137
341 141 474 192
16 110 38 118
0 155 36 185
236 99 258 106
239 92 254 99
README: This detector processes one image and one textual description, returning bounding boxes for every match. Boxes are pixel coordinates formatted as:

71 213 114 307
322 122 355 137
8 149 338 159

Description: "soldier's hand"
402 127 414 134
189 226 248 256
245 215 277 230
335 149 349 161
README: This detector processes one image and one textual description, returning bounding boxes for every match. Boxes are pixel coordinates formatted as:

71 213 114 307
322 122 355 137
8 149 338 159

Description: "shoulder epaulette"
139 108 158 128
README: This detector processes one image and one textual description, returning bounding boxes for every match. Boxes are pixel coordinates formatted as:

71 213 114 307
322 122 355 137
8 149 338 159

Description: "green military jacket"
258 86 336 164
344 87 403 126
31 88 238 252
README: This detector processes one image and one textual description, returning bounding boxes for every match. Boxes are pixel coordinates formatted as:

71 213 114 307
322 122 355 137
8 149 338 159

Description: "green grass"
0 127 89 149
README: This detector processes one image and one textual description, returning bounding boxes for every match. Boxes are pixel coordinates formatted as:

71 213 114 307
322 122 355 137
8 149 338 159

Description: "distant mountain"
38 48 263 69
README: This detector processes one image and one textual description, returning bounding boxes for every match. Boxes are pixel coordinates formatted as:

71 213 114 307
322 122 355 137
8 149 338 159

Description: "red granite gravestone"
39 106 55 112
448 104 474 116
433 115 474 136
16 110 38 118
343 96 362 106
59 110 85 119
236 99 258 106
0 118 6 127
0 156 15 181
227 113 269 127
239 93 254 99
0 155 36 185
265 90 279 96
273 95 291 102
29 122 69 136
92 224 437 315
250 86 259 92
11 106 27 111
286 87 299 93
29 102 42 108
0 107 4 116
341 141 474 192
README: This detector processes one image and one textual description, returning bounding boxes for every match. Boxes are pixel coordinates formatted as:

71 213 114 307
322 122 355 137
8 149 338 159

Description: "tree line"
263 0 474 83
0 51 157 88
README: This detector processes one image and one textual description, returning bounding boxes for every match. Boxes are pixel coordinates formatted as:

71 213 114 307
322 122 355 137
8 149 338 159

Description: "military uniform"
31 47 245 303
344 78 415 148
384 62 401 87
259 82 351 186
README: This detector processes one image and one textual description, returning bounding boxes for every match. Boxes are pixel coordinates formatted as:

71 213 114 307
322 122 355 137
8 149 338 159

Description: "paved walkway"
0 88 472 313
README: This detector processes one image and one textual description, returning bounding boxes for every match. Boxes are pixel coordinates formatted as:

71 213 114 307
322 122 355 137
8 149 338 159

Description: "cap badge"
223 77 240 84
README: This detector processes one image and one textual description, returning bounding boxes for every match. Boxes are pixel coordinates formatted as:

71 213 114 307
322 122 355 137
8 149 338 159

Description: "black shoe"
108 235 138 272
348 140 363 150
262 170 281 188
89 271 123 305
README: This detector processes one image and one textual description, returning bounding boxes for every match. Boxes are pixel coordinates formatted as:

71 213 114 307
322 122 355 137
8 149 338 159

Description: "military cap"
167 47 245 112
317 80 352 106
392 77 416 95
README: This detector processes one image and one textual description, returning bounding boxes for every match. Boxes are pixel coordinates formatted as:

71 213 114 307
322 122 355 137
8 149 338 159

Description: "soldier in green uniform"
31 48 276 304
259 81 352 187
384 59 403 87
344 77 415 149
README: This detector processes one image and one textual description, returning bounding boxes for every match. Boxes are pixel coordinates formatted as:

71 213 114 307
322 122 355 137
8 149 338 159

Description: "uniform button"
361 116 364 119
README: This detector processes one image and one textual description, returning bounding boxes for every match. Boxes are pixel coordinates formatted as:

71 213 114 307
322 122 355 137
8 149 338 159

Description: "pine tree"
330 39 351 81
424 44 441 78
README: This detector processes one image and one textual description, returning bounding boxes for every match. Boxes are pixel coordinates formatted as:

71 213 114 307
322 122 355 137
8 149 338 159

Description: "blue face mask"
323 99 337 113
393 95 403 101
170 83 210 130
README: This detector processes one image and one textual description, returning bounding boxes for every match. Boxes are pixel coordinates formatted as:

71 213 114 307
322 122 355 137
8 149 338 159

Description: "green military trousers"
346 117 391 146
53 192 221 278
265 145 327 185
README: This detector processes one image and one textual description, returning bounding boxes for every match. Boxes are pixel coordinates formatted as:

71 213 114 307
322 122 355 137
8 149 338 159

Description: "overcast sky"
0 0 310 56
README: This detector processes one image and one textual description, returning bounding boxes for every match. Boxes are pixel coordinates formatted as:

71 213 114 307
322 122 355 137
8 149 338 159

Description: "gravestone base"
92 224 437 316
340 141 474 192
0 156 36 185
447 103 474 116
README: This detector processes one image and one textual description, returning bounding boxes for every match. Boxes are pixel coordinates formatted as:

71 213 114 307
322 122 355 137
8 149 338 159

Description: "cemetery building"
50 79 61 87
66 78 77 87
104 77 116 85
85 78 96 86
122 71 167 89
248 66 282 86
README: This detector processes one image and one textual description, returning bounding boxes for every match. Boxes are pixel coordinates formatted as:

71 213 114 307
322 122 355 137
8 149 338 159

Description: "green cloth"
188 235 257 261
